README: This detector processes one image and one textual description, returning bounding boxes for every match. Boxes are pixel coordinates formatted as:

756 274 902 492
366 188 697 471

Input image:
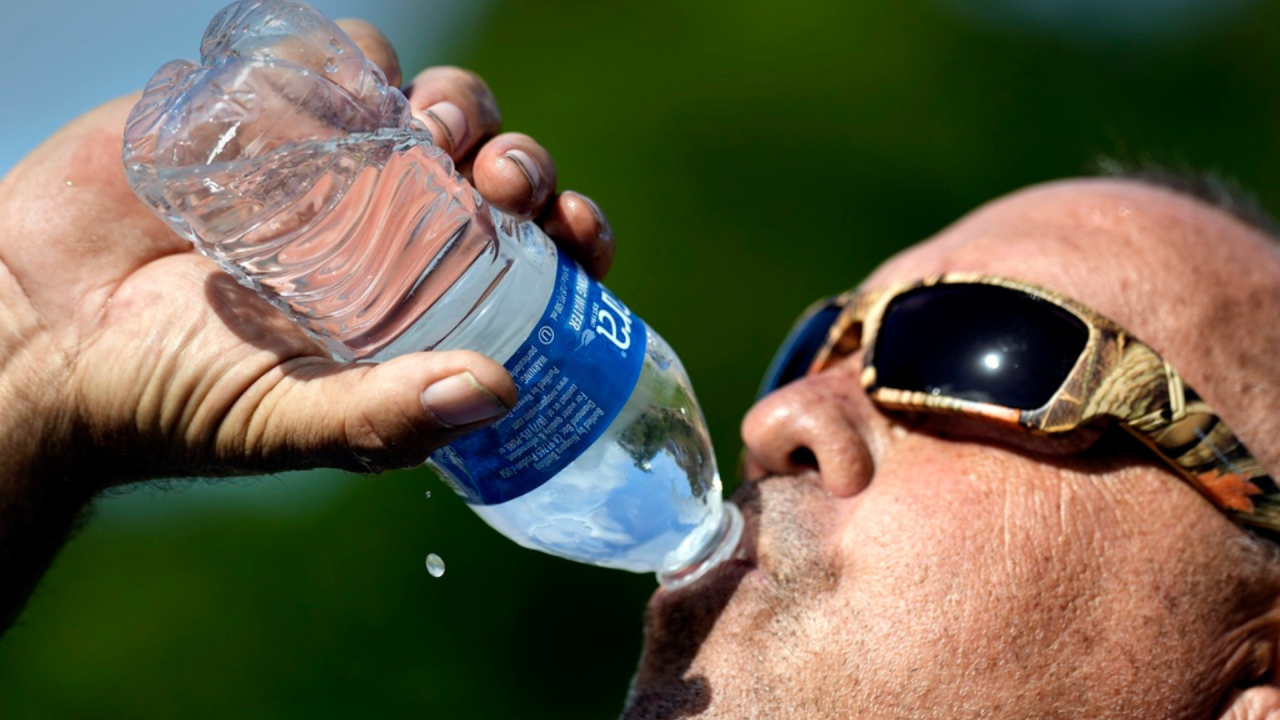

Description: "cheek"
829 441 1115 686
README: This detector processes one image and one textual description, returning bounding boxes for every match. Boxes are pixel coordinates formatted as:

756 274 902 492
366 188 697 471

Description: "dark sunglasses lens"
758 301 845 397
871 284 1090 410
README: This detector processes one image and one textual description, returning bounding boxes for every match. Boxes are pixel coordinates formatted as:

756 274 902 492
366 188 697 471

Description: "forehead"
865 177 1280 470
869 179 1273 315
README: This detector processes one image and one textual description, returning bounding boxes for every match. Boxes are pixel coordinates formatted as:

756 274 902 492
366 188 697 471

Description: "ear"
1217 686 1280 720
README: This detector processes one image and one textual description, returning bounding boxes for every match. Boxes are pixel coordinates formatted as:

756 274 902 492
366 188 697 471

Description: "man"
624 176 1280 719
3 20 1279 720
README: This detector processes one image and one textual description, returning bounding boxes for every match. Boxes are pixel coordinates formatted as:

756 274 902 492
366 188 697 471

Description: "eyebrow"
1094 158 1280 240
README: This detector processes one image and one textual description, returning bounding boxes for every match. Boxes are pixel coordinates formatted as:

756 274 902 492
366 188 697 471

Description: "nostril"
741 369 873 496
789 447 818 471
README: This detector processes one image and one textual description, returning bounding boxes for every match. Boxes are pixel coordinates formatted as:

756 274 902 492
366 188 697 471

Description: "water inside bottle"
462 328 741 586
137 130 506 361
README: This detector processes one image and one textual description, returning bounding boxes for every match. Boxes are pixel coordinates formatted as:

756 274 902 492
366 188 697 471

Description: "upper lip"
725 470 818 577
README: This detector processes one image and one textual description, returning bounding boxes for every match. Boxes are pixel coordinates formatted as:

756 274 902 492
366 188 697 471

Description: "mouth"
648 486 765 609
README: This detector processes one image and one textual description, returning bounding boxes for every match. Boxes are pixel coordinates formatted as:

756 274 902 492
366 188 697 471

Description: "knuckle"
410 66 502 133
442 67 501 127
417 66 481 97
341 400 434 471
443 66 494 97
343 406 387 455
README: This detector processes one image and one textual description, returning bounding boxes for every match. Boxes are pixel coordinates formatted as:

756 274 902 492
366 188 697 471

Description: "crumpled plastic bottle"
121 0 741 587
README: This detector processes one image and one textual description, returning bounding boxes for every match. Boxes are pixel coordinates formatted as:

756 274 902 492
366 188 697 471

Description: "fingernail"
502 149 541 193
422 372 510 428
578 192 613 242
423 101 467 153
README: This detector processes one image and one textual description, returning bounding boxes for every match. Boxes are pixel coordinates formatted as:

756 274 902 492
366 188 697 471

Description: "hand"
0 20 613 624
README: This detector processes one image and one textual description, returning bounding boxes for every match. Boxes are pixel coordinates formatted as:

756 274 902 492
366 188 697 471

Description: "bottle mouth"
656 502 745 590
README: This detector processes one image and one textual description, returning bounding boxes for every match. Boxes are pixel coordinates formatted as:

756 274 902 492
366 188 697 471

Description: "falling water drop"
329 36 344 54
424 490 432 500
324 57 338 73
425 553 446 577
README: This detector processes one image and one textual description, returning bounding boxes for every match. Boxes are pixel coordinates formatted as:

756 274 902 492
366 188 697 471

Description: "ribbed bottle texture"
122 0 741 586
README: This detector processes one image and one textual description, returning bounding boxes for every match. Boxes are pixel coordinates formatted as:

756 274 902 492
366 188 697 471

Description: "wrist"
0 318 76 484
0 313 92 630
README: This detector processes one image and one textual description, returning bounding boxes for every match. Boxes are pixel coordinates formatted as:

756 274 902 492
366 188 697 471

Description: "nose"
740 365 874 497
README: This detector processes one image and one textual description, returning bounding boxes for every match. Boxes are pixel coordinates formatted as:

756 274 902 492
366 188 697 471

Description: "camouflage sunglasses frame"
804 273 1280 532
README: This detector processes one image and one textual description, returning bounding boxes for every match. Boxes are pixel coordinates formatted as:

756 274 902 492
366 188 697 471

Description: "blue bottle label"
429 250 648 505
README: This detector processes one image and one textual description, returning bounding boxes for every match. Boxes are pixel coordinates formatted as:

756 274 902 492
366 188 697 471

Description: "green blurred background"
4 0 1280 717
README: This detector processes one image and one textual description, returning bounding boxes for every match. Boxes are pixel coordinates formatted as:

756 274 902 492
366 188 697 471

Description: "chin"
623 557 771 720
623 477 842 719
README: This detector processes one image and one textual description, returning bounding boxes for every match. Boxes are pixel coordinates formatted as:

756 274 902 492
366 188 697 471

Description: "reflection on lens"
870 284 1089 409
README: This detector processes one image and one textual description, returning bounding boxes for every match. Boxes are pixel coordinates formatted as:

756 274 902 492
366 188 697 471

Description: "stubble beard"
620 476 855 720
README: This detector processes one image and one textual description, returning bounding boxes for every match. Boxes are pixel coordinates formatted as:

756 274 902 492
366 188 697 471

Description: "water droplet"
424 490 432 500
425 553 446 577
324 57 338 73
329 37 344 54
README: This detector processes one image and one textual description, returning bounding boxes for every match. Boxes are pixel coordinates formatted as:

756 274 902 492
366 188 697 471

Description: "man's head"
624 178 1280 719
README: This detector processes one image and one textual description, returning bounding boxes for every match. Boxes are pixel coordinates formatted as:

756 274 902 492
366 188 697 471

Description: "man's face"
623 179 1280 720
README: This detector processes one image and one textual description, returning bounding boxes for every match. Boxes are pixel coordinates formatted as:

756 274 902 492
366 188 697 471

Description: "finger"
472 133 557 219
336 19 402 88
227 350 516 473
403 66 502 158
542 191 615 279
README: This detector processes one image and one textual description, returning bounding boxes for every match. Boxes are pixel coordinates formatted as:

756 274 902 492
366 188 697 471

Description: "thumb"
227 349 516 473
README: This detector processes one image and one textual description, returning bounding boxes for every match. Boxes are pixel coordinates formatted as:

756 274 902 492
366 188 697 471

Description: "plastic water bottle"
121 0 741 587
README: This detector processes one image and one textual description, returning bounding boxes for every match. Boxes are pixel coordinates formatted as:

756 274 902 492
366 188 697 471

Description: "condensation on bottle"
121 0 741 587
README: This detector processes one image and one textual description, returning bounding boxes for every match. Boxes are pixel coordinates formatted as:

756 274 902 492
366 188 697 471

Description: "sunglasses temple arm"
1124 383 1280 532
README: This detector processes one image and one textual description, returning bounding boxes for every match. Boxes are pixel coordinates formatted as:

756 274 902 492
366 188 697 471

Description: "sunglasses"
759 274 1280 532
